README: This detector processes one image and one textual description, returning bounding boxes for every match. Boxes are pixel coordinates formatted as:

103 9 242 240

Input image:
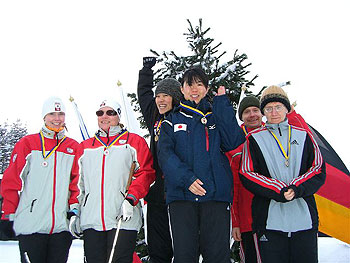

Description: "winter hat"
260 85 291 113
42 97 66 119
155 78 182 105
238 96 260 121
98 99 122 117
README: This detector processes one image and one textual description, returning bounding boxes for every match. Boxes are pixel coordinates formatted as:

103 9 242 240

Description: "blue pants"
168 200 231 263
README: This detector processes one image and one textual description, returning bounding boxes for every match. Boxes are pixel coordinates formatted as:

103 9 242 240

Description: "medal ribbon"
94 130 128 149
154 117 163 136
39 131 67 159
179 102 212 119
243 125 248 136
267 125 291 163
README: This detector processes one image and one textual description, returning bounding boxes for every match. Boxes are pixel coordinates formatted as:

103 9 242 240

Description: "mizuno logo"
208 124 216 130
259 234 268 242
291 140 299 145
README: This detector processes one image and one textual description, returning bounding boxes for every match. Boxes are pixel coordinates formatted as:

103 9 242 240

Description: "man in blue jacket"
158 67 245 263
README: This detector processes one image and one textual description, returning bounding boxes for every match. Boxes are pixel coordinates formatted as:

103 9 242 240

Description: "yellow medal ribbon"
243 126 248 136
39 131 67 159
267 125 291 166
94 130 128 149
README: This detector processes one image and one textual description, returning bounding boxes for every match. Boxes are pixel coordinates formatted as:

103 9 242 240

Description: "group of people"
0 56 325 263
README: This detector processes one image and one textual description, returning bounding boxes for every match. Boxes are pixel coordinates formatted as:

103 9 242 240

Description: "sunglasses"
96 110 118 117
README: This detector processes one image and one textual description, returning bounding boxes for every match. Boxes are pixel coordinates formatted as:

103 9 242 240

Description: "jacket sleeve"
287 110 311 132
0 138 31 219
212 95 245 152
137 67 158 133
68 141 82 211
157 118 198 190
239 136 289 202
288 132 326 198
226 148 243 227
127 135 156 205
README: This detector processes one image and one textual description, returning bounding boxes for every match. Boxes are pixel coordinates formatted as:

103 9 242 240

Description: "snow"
0 237 349 262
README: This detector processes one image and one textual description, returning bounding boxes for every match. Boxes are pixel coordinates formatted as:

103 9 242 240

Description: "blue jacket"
158 95 245 204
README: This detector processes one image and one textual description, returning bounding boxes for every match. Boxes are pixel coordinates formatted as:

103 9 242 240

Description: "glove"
143 57 156 68
67 209 82 238
121 199 134 222
0 220 16 238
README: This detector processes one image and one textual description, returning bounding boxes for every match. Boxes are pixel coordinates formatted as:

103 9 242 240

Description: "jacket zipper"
205 127 209 151
83 193 90 207
49 151 57 234
101 151 106 231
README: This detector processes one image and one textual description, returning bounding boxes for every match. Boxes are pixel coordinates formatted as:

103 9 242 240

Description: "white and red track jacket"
0 126 80 235
77 126 155 232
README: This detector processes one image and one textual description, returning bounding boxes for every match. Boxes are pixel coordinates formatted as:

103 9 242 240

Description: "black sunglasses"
96 110 118 117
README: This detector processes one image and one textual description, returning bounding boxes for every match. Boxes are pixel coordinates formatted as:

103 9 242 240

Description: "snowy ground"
0 237 349 262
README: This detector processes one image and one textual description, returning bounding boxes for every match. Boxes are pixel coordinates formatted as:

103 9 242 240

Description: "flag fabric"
309 125 350 244
69 97 90 140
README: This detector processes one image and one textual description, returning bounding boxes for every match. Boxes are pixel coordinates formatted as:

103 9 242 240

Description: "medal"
285 159 289 167
42 161 48 167
201 117 207 125
154 118 163 142
104 149 109 155
154 134 159 142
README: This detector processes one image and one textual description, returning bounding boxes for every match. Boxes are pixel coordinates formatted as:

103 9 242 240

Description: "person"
157 66 245 263
137 57 182 263
229 94 311 262
0 96 80 263
239 85 326 263
71 99 155 263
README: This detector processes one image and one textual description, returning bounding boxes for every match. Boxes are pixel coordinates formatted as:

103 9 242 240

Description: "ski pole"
107 161 136 263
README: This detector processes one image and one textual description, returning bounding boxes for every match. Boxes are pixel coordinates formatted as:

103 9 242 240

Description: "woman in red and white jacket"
0 97 80 263
71 99 155 263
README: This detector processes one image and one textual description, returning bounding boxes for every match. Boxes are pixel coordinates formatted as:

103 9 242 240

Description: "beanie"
155 78 182 106
42 97 66 119
98 99 122 117
260 85 291 113
238 96 260 121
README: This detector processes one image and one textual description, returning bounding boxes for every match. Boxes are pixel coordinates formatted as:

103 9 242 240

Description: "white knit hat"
42 97 66 119
98 99 122 117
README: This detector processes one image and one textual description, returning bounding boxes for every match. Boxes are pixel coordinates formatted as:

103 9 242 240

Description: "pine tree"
128 18 258 136
0 120 28 174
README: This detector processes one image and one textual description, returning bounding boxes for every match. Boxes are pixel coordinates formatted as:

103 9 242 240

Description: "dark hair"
181 67 209 88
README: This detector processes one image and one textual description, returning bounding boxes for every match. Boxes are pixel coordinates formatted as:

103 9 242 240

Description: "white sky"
0 0 349 169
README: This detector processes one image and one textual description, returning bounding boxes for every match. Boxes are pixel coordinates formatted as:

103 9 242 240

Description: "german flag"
309 125 350 244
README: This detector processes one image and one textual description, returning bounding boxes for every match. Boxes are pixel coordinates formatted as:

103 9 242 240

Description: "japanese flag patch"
174 124 187 132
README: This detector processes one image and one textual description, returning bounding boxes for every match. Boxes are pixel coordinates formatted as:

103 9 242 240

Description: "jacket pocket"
83 193 89 207
30 199 37 212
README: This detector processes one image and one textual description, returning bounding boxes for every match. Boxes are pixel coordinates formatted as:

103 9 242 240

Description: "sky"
0 0 349 169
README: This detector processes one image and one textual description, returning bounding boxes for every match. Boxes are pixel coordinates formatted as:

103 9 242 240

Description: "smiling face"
155 93 173 114
97 106 120 131
242 106 263 129
181 79 208 104
264 102 288 124
44 112 65 130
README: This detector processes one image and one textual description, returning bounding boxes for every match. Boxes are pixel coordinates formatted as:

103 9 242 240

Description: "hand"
232 227 242 241
188 179 206 196
284 188 295 201
0 220 15 238
121 199 134 221
69 215 82 239
143 57 156 68
216 86 226 96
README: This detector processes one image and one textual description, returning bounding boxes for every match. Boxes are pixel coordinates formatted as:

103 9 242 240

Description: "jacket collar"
98 125 124 137
41 125 65 140
265 119 289 131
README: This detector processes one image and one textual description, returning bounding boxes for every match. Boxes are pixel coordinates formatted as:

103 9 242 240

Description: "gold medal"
201 117 207 125
155 134 159 142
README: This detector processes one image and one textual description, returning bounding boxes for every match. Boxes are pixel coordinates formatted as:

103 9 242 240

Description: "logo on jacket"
174 124 187 132
119 139 127 144
259 234 269 242
67 148 74 154
208 124 216 130
291 140 299 145
12 153 17 163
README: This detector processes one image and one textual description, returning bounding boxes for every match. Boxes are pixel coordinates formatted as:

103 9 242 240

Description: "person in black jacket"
137 57 182 263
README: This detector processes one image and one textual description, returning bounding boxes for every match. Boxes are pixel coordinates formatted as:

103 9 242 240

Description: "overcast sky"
0 0 349 169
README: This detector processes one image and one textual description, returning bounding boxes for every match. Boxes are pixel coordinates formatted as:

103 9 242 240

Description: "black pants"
146 202 173 263
83 228 137 263
18 231 72 263
240 231 260 263
257 229 318 263
168 200 231 263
